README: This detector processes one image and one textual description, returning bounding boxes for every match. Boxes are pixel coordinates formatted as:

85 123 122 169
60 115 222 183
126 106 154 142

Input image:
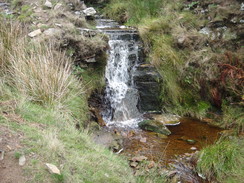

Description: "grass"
0 15 135 183
103 0 243 121
221 104 244 133
1 100 135 183
197 137 244 182
10 43 81 107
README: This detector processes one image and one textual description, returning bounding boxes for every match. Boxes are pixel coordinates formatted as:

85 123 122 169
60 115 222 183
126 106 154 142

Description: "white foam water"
102 38 141 127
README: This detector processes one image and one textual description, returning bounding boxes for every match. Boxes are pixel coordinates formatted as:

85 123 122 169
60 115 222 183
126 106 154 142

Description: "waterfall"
97 19 142 127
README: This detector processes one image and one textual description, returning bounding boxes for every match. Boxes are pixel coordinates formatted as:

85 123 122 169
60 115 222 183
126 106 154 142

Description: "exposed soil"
0 126 26 183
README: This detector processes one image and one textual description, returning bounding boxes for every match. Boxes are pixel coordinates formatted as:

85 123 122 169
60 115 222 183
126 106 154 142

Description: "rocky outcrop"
133 64 162 112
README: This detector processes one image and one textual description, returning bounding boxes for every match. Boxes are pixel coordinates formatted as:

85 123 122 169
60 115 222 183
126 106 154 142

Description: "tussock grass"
9 43 82 106
221 104 244 133
0 18 24 72
0 14 135 183
197 138 244 182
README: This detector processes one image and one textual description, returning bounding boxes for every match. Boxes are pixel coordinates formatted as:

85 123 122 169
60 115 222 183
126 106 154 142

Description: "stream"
95 18 222 181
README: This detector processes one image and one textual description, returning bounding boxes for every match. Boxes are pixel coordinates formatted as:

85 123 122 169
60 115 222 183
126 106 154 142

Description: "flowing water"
97 19 142 127
95 19 222 171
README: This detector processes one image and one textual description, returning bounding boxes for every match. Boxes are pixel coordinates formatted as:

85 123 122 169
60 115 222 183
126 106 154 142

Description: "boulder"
83 7 96 16
138 120 171 135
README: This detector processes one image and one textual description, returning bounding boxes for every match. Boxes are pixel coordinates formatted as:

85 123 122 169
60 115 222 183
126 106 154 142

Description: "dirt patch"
0 126 26 183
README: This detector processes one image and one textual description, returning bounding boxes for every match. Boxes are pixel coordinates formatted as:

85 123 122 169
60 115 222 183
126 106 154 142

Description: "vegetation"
103 1 244 182
197 137 244 182
103 0 243 120
0 9 135 183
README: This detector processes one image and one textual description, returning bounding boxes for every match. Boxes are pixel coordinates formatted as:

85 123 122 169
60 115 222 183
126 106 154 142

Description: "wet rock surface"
133 64 162 112
138 120 171 135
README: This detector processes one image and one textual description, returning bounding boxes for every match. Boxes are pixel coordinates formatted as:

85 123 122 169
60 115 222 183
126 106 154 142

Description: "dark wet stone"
133 64 162 112
186 139 197 145
138 120 171 135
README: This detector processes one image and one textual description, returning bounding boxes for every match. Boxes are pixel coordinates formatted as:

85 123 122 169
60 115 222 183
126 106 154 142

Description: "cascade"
97 19 142 127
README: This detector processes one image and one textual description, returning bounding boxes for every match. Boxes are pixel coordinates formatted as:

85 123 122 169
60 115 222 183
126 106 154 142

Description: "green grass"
0 15 135 182
221 104 244 133
197 137 244 182
0 93 135 183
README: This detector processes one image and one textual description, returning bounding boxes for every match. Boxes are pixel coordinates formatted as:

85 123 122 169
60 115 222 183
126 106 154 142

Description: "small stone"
43 28 62 36
45 163 61 175
0 150 4 161
54 3 62 10
140 137 147 143
80 1 87 10
83 7 96 16
190 147 197 151
186 139 196 145
130 161 138 168
28 29 42 38
75 11 81 15
6 145 12 151
120 25 126 29
44 0 53 9
131 156 148 162
147 161 155 169
55 23 62 27
19 155 26 166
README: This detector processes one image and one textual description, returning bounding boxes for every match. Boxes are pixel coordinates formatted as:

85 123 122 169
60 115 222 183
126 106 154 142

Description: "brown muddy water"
122 118 222 164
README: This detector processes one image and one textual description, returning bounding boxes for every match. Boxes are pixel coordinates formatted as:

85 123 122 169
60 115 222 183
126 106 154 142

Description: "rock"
19 155 26 166
156 133 168 139
54 3 62 10
84 56 96 63
130 161 138 168
43 28 62 36
44 0 53 9
45 163 61 175
80 1 87 10
133 64 161 112
138 120 171 135
28 29 42 38
37 23 47 28
177 36 186 45
140 137 147 143
147 161 155 169
0 150 4 161
199 27 211 36
150 114 180 126
131 156 148 162
83 7 96 16
190 147 197 151
241 3 244 11
186 139 196 145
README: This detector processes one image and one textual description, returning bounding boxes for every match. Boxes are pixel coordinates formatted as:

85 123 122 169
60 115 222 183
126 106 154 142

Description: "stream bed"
121 118 222 165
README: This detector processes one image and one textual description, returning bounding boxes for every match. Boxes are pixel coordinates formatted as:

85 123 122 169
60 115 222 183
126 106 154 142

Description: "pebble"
19 155 26 166
190 147 197 151
28 29 42 38
45 163 61 175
